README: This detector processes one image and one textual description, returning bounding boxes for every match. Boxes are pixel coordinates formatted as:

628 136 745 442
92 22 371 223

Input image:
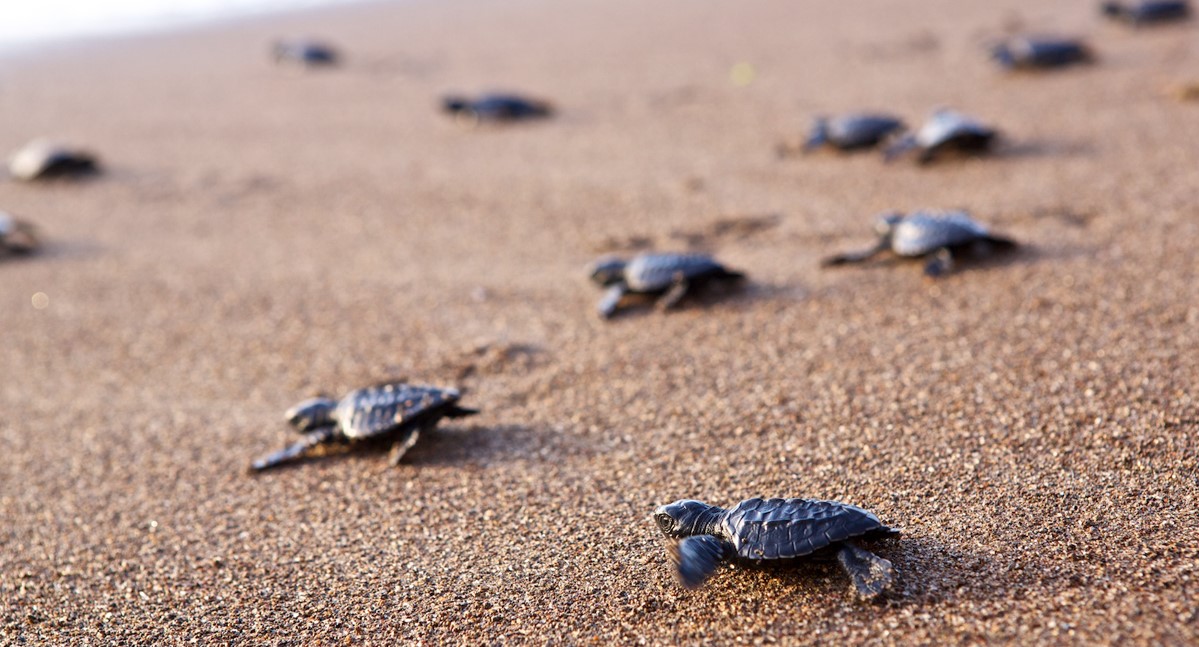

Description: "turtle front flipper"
251 426 338 472
821 240 889 267
836 542 895 600
597 283 628 319
923 247 954 277
669 535 732 589
387 428 422 466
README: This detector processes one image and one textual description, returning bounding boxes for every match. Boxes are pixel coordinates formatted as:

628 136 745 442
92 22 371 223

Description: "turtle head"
285 397 338 431
874 212 905 240
441 96 469 114
589 256 627 286
654 500 722 539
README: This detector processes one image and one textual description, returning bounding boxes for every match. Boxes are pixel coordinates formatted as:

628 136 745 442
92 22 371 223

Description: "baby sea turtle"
9 139 99 181
883 109 997 164
272 40 339 67
589 252 746 318
822 210 1017 277
441 93 554 126
250 382 478 472
1102 1 1191 25
0 212 39 256
654 498 900 599
991 36 1094 70
797 113 906 154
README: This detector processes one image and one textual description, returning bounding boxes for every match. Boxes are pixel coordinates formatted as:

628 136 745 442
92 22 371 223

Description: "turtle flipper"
836 542 895 600
597 283 627 319
923 247 954 277
444 405 480 418
656 273 690 311
802 118 830 153
251 426 338 472
669 535 732 589
821 240 889 267
882 133 918 162
387 428 422 466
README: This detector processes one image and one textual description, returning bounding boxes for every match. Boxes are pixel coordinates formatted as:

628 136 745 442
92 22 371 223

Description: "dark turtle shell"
719 498 895 561
9 140 99 181
273 40 339 66
887 211 994 257
622 253 736 292
336 383 464 440
991 37 1093 70
1102 1 1191 25
805 113 905 152
442 93 554 123
0 212 39 255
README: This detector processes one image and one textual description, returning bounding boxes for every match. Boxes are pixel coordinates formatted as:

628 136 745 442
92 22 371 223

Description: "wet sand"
2 0 1197 643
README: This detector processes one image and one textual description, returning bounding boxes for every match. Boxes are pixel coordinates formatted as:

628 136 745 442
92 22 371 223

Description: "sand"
1 0 1197 643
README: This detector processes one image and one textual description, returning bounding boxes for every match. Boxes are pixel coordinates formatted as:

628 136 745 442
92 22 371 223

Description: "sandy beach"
2 0 1198 643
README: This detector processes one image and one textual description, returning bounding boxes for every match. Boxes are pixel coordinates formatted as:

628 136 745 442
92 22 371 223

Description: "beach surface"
2 0 1197 643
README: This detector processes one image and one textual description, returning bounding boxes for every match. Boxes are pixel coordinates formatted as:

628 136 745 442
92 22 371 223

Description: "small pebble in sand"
8 139 99 181
588 252 746 319
822 210 1017 277
440 93 554 127
250 382 478 472
883 109 998 164
654 498 900 600
0 211 39 255
991 36 1094 70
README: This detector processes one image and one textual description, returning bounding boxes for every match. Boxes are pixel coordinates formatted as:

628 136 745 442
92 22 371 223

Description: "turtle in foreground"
883 109 997 164
822 210 1017 277
8 139 99 181
1101 1 1191 25
0 212 39 256
654 498 900 599
272 40 339 67
991 36 1094 70
791 113 906 155
589 252 746 318
250 382 478 472
441 93 554 126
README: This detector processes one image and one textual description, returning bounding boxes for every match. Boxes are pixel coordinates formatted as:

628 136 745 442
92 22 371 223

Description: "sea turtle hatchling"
991 36 1094 70
883 109 997 164
8 139 99 181
272 40 340 67
441 93 554 126
1102 1 1191 25
654 498 900 599
0 212 39 256
821 210 1017 277
250 382 478 472
589 252 746 318
795 113 906 154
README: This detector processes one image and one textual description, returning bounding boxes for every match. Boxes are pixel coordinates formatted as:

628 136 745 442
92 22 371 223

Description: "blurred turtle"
0 212 39 256
272 40 339 67
1101 0 1191 25
654 497 900 600
790 113 906 154
251 382 478 472
883 109 997 163
589 252 745 318
991 36 1094 70
8 139 99 181
441 93 554 126
822 210 1017 277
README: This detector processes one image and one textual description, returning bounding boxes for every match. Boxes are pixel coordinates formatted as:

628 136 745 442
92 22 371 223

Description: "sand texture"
2 0 1198 643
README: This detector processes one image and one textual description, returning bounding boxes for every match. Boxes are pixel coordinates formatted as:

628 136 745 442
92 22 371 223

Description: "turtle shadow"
597 280 773 320
992 138 1095 160
1 239 105 263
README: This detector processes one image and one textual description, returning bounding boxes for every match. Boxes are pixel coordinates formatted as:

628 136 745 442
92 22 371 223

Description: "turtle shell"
916 110 995 149
335 383 462 440
9 140 98 181
890 211 991 257
624 253 729 292
992 37 1091 70
719 497 893 560
825 114 905 149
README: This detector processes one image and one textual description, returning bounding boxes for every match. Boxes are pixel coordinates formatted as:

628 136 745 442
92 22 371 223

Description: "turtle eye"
654 513 675 535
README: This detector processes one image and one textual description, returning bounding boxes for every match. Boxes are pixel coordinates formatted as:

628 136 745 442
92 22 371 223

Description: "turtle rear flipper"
251 426 339 472
387 428 422 466
656 272 690 312
882 133 918 162
444 405 480 418
836 542 895 600
670 535 732 589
